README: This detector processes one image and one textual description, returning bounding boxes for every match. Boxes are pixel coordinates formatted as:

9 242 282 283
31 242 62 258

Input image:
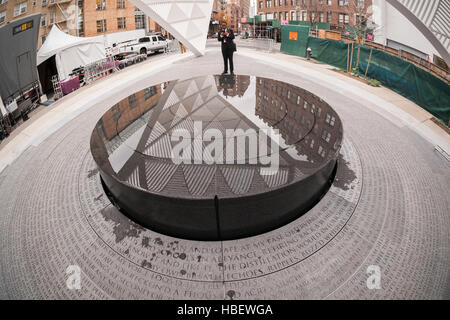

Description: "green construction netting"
306 37 450 124
280 25 310 58
344 25 359 38
307 36 349 69
286 21 330 29
313 22 330 30
289 21 309 26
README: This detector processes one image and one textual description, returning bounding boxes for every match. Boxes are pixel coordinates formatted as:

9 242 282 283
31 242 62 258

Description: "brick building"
83 0 135 37
0 0 83 49
212 0 250 32
98 83 162 141
255 77 342 164
225 2 240 30
215 74 250 98
255 0 372 28
0 0 152 49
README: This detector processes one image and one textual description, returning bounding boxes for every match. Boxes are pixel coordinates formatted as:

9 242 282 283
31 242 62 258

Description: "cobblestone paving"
0 50 449 299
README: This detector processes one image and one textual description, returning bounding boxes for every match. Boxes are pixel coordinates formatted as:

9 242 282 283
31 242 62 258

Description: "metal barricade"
83 56 118 84
165 40 181 54
51 75 63 100
253 38 274 53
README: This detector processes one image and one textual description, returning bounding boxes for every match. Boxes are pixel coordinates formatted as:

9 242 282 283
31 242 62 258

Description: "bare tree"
346 0 374 73
307 0 327 29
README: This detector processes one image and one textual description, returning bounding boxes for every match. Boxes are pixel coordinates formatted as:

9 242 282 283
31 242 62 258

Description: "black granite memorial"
90 75 343 240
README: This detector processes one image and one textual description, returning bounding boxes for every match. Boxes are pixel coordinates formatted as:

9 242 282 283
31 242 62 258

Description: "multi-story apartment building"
239 0 250 17
212 0 250 31
255 77 342 165
255 0 371 28
0 0 82 48
79 0 135 37
225 2 240 30
0 0 143 49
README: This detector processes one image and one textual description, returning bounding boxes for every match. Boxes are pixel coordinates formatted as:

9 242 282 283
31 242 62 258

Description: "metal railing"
165 39 181 54
253 38 274 53
83 56 118 84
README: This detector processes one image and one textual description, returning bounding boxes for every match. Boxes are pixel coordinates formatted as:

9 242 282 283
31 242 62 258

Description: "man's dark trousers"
222 48 234 73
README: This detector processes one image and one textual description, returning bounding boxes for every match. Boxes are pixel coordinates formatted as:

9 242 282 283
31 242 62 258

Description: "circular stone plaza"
0 42 449 300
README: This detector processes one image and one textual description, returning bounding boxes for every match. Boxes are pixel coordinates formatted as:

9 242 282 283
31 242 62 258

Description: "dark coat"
218 28 235 51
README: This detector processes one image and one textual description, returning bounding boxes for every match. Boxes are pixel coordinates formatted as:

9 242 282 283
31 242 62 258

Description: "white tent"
37 25 106 80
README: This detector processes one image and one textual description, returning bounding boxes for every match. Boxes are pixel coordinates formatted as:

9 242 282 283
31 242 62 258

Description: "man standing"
218 21 236 74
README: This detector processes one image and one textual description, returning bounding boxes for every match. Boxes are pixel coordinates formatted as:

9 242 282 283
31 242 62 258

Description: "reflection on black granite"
90 75 343 240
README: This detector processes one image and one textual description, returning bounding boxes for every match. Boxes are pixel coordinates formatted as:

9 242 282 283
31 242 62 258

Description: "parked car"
122 35 169 55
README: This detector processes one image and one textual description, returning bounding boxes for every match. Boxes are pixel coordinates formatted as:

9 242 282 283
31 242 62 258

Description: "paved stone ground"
0 48 449 299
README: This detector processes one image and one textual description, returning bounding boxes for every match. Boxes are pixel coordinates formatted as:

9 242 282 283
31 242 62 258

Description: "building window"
259 1 263 9
266 0 271 8
117 0 125 9
339 13 349 24
144 86 157 100
319 12 324 22
41 36 46 44
0 0 8 5
0 10 5 24
32 0 36 5
14 2 27 17
97 19 106 33
327 11 332 23
338 0 348 6
301 11 307 21
128 94 137 108
290 11 295 20
96 0 106 10
49 12 54 24
329 115 336 126
42 0 47 6
274 0 277 8
357 0 364 8
41 15 46 26
135 8 146 29
327 0 332 5
117 17 126 29
112 104 121 121
321 130 331 143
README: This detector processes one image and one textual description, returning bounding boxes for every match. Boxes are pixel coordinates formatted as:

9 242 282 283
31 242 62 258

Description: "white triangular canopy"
129 0 214 56
37 25 104 65
37 25 106 80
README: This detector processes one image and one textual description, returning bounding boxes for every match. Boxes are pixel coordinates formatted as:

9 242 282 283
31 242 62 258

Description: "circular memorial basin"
90 74 343 240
